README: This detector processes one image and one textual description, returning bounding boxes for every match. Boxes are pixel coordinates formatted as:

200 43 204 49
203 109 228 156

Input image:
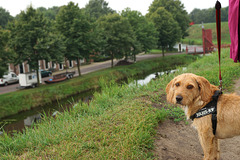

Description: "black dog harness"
190 90 222 135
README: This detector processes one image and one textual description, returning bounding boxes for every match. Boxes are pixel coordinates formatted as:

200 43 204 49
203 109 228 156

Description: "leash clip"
219 80 223 91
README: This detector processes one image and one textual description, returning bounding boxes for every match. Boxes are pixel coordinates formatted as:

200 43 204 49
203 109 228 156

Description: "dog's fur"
166 73 240 160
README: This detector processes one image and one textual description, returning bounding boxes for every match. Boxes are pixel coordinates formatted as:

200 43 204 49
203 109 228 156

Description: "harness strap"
190 90 222 135
211 90 222 135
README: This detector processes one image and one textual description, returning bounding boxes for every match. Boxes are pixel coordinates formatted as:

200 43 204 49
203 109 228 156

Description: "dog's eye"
175 83 180 87
187 85 194 89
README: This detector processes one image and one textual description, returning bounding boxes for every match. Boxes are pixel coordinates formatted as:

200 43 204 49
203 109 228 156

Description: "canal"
0 68 183 135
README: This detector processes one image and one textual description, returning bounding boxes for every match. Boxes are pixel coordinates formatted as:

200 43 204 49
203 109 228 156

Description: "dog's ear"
166 77 176 103
196 76 212 102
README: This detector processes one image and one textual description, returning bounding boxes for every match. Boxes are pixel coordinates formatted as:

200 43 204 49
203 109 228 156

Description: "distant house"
8 59 85 75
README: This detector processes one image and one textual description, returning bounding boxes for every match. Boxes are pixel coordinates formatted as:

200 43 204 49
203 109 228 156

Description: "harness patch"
195 106 216 118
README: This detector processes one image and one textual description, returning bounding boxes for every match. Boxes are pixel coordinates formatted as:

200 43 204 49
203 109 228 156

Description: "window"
19 63 24 73
69 60 73 68
59 63 63 70
52 62 56 68
45 60 49 69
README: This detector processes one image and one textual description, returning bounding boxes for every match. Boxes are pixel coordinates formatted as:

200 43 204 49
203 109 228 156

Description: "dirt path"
154 80 240 160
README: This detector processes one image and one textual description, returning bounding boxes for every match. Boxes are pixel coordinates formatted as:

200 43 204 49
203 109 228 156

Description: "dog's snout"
176 95 183 103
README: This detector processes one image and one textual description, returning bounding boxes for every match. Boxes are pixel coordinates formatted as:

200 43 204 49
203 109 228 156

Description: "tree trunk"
125 54 128 61
111 51 113 68
77 57 81 76
36 67 40 86
162 46 165 57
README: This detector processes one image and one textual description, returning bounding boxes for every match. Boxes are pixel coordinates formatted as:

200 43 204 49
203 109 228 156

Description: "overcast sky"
0 0 229 17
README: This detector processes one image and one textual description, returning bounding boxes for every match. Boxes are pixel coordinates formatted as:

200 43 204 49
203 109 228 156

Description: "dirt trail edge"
153 80 240 160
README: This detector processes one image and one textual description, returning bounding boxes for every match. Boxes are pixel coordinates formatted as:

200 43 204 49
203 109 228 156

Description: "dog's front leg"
198 130 219 160
194 118 220 160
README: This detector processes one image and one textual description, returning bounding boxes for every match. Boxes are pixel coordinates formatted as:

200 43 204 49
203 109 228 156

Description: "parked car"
39 69 52 78
0 72 19 86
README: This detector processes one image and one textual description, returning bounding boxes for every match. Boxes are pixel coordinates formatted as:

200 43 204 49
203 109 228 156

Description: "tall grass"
0 79 167 159
1 49 239 159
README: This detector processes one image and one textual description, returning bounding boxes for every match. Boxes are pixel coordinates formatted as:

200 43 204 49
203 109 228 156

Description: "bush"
92 55 111 62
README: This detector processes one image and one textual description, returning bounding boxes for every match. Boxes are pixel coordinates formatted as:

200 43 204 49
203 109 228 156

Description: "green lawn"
182 22 231 45
149 48 178 54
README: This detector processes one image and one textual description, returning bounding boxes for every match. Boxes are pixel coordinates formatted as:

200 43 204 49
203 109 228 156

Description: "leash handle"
215 0 222 91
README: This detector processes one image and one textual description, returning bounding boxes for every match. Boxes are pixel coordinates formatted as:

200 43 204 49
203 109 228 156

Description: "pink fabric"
229 0 239 62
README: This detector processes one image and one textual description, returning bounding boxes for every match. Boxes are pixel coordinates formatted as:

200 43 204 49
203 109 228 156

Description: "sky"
0 0 229 17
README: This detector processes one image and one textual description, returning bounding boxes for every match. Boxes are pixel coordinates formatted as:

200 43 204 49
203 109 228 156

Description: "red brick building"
8 59 85 75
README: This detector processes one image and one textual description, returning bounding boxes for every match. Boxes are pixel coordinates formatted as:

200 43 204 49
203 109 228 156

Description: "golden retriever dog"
166 73 240 160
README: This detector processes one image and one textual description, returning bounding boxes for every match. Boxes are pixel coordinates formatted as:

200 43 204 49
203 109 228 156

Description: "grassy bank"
0 54 196 119
182 22 230 45
1 49 240 159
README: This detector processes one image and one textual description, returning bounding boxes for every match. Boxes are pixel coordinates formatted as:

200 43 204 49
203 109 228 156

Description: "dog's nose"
176 95 183 103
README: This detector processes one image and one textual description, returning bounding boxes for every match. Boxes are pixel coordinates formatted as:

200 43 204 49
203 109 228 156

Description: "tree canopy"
98 13 135 67
148 0 190 38
0 0 195 76
56 2 98 75
121 8 157 61
85 0 115 20
7 6 65 84
0 7 13 28
148 7 181 56
37 6 61 20
0 28 10 76
189 7 229 24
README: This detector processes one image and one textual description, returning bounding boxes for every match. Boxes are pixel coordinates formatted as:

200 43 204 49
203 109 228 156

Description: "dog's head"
166 73 215 106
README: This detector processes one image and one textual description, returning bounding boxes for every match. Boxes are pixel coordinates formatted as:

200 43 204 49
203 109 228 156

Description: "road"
0 52 183 95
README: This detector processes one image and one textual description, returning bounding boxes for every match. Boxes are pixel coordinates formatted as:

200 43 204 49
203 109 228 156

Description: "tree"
7 6 65 84
148 7 181 56
0 28 10 77
85 0 115 20
56 2 97 76
189 7 229 24
98 13 135 67
148 0 190 38
121 8 158 61
0 7 13 28
37 6 61 20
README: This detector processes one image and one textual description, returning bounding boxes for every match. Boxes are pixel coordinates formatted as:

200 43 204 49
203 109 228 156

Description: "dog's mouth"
176 101 182 105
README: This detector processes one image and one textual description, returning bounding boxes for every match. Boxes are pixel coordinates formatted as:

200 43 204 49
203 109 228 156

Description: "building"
8 59 85 75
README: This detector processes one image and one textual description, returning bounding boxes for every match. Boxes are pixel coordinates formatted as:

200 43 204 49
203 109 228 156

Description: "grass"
182 22 231 45
0 82 164 159
0 54 197 119
149 48 178 54
1 48 240 159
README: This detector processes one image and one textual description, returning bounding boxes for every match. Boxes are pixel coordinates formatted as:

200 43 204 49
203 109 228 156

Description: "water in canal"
0 68 183 135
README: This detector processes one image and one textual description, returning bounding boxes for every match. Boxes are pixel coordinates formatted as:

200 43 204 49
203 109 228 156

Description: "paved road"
0 52 183 95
